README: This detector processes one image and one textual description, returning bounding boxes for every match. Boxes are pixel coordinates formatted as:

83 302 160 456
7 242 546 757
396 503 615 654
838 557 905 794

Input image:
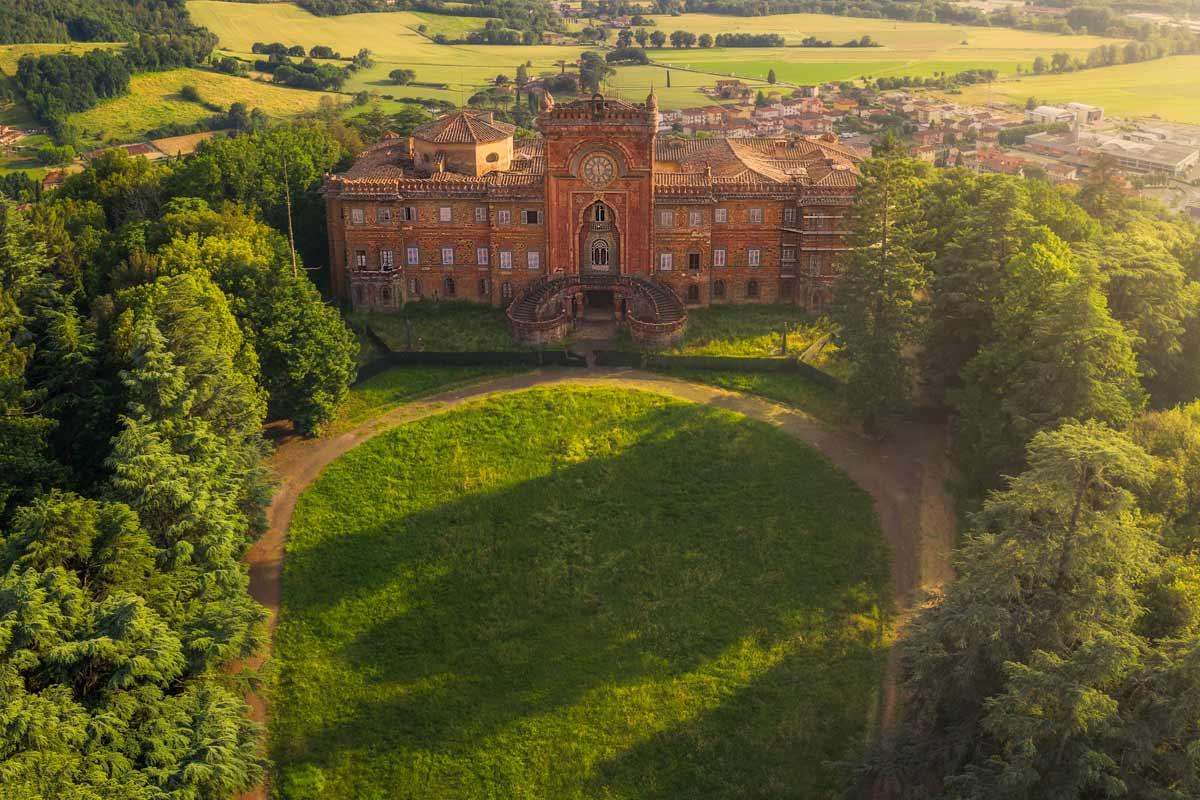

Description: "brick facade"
323 96 859 314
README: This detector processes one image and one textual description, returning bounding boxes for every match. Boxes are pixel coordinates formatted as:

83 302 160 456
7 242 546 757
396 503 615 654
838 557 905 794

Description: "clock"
581 153 616 187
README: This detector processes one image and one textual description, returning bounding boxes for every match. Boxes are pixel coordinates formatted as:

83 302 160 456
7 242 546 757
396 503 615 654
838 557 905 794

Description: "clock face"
581 154 616 187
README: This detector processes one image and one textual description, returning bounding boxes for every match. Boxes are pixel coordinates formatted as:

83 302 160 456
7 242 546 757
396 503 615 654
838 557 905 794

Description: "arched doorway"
581 201 619 275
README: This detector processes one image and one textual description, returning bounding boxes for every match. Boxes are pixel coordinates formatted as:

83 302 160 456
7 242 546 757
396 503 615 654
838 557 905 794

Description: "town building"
1025 105 1076 125
322 95 860 343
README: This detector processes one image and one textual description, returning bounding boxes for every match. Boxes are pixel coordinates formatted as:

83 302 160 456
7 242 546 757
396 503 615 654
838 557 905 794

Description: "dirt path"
239 367 955 799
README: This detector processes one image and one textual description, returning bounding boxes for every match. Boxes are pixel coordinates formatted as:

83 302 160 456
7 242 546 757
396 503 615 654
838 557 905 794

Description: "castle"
322 92 859 344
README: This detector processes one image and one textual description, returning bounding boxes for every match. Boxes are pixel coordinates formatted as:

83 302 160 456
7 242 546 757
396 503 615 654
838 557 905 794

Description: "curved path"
240 367 956 799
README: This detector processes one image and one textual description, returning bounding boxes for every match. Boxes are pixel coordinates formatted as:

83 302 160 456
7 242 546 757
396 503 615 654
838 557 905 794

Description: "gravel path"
239 367 956 799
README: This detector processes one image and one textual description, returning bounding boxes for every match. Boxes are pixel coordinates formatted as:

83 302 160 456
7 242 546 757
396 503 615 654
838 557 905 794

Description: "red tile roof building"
323 95 859 342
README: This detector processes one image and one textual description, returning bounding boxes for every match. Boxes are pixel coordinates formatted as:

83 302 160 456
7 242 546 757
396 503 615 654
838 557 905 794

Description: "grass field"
350 302 520 352
68 68 328 147
665 368 852 428
663 305 829 357
273 387 890 798
330 365 511 433
0 41 125 75
646 13 1123 85
947 54 1200 123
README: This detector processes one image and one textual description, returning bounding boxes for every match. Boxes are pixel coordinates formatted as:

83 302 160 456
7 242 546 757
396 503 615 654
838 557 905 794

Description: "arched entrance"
580 201 619 275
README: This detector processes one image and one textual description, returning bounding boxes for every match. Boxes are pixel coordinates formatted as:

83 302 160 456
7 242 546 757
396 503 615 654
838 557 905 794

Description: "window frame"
497 209 512 225
659 251 673 271
438 205 453 223
748 207 763 224
441 246 455 266
381 249 394 270
747 247 761 267
714 207 728 224
527 250 541 271
474 206 487 223
406 246 420 266
476 246 489 265
350 208 365 225
499 250 513 270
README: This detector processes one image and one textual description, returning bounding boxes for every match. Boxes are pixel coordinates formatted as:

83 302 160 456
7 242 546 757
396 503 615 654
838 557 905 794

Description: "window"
441 246 454 266
593 204 607 222
523 209 541 224
686 284 701 303
527 250 541 270
714 207 727 224
659 252 673 271
443 277 456 297
713 248 726 267
406 246 419 266
475 206 487 223
748 207 763 224
659 210 674 227
476 246 489 265
350 208 364 225
808 254 822 276
782 246 796 263
380 208 392 223
401 206 416 222
783 207 797 225
713 279 726 298
688 210 702 228
381 249 394 270
592 240 609 266
687 252 701 271
746 279 759 298
486 152 499 163
501 281 513 300
439 206 452 223
499 250 513 270
354 285 365 305
408 277 422 296
497 209 512 225
478 278 490 297
381 286 391 302
354 249 367 268
748 248 761 267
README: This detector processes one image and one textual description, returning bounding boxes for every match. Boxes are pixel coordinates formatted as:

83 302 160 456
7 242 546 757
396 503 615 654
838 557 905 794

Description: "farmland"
948 54 1200 123
70 69 329 148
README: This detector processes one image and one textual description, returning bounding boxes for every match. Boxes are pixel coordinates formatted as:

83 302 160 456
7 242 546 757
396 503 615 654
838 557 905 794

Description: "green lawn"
350 302 519 352
663 369 852 429
329 365 512 433
663 305 829 357
274 387 890 799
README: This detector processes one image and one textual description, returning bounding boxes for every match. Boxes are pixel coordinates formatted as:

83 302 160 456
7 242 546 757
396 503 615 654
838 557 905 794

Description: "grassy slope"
69 68 328 147
274 387 890 798
664 304 828 357
947 54 1200 123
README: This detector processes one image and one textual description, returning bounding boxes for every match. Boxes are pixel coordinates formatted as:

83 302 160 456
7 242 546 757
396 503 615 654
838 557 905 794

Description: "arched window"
713 279 726 298
444 277 456 297
381 286 391 303
591 240 609 266
354 285 365 305
594 204 607 222
478 278 490 297
501 281 513 300
686 284 700 303
409 278 422 297
746 279 759 298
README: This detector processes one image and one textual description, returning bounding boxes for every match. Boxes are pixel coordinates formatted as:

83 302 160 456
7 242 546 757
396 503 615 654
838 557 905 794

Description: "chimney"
478 111 495 125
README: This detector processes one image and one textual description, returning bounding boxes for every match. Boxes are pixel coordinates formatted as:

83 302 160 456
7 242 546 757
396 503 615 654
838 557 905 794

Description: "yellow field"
0 41 125 75
948 54 1200 123
70 68 329 146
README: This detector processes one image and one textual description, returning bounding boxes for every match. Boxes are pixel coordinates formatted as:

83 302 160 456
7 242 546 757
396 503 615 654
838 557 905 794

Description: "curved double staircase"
507 274 687 347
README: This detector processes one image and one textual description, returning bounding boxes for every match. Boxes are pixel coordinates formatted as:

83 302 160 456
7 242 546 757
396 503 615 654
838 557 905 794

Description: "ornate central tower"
538 92 659 277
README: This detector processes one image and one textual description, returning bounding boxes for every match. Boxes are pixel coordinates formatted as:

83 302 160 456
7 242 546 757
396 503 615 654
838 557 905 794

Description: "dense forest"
833 142 1200 798
0 122 359 798
0 0 195 45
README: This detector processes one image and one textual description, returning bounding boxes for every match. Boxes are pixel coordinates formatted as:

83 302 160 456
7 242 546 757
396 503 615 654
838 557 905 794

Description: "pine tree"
830 145 931 434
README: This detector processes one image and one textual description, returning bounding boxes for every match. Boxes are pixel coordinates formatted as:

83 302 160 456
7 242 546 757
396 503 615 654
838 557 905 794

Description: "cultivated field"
273 387 889 798
949 54 1200 123
0 41 125 75
69 68 328 147
646 12 1124 85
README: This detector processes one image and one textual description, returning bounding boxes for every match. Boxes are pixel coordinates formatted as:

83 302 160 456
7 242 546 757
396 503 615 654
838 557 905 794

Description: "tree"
767 68 776 83
698 32 713 48
388 67 416 85
515 63 529 85
649 29 667 47
616 28 633 48
1033 55 1047 73
855 421 1158 797
578 51 614 94
635 28 649 47
830 145 931 434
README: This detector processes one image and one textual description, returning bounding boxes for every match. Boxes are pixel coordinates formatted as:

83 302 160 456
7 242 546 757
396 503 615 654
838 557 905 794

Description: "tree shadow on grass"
273 394 890 797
